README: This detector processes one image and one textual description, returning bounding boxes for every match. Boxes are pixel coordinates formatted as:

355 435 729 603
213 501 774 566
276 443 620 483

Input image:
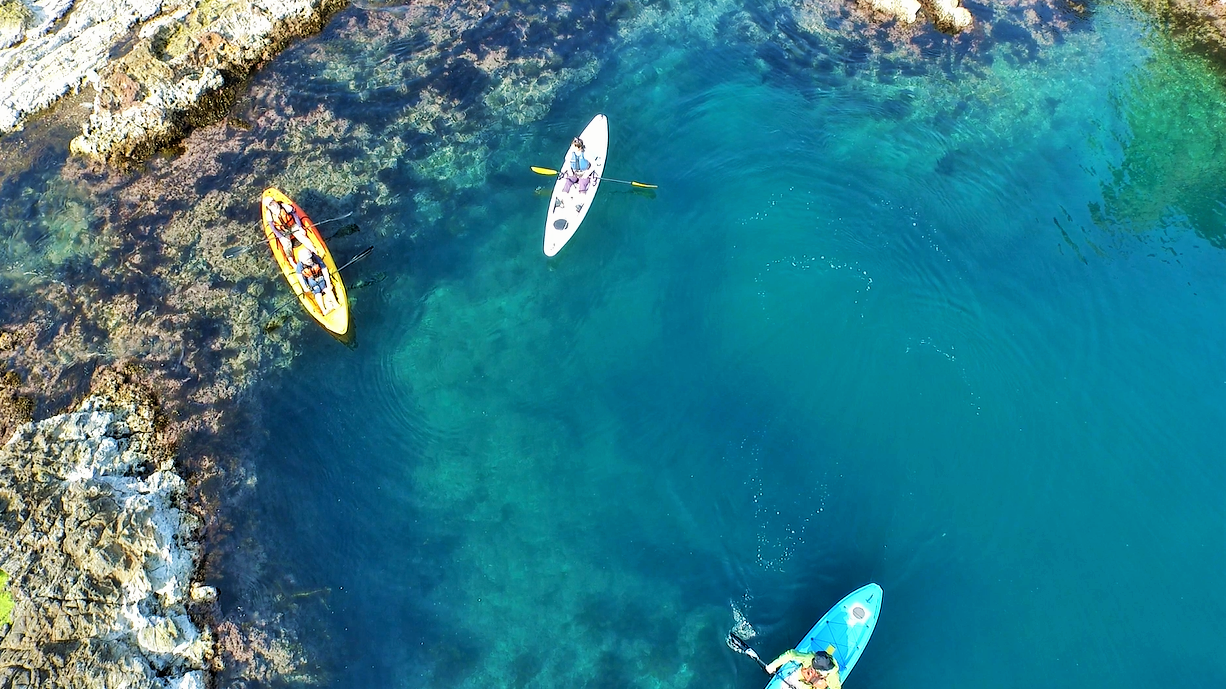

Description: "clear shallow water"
209 3 1224 688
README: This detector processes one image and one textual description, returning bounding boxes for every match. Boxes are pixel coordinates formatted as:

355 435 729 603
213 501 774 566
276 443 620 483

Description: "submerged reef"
1138 0 1226 62
0 370 210 688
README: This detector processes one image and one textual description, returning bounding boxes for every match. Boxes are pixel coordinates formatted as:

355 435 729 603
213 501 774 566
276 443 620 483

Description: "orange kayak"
260 187 351 342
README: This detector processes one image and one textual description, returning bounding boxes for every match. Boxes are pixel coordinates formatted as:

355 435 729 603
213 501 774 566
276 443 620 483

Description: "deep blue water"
224 3 1224 688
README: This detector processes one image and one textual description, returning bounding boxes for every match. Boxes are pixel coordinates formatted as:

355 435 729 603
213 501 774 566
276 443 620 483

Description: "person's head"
295 245 314 264
572 137 585 151
811 651 834 672
799 652 833 683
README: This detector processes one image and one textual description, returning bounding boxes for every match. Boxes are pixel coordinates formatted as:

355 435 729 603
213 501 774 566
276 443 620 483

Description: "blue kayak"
766 583 883 689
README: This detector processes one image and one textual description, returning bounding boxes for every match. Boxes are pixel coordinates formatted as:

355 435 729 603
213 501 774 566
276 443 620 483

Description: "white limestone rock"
0 395 213 688
0 0 344 164
862 0 922 24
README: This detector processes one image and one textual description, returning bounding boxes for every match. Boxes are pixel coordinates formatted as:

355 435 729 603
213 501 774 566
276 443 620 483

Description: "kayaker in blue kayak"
765 648 841 689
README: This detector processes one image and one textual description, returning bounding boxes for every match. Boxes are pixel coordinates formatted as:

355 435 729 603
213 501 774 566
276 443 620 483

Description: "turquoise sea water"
231 4 1226 687
6 0 1226 687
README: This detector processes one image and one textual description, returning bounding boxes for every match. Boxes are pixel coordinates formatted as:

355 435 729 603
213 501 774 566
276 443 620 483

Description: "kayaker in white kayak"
562 137 595 193
567 137 592 173
765 648 842 689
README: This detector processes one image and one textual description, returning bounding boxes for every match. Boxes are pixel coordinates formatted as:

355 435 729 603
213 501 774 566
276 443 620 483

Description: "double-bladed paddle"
530 166 658 189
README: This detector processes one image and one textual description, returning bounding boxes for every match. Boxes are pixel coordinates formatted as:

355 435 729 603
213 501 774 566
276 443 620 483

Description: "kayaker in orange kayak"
293 245 339 314
263 196 319 259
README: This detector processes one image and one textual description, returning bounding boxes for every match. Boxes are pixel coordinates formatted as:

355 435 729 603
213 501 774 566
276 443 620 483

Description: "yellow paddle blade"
630 181 658 189
531 166 558 176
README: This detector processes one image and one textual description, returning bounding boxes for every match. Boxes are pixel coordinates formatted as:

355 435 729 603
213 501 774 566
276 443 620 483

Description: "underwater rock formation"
0 385 211 688
1139 0 1226 63
0 0 344 166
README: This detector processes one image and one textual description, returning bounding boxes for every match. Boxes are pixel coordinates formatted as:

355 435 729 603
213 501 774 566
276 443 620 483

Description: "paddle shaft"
530 166 656 189
335 246 374 272
226 212 355 257
601 176 658 189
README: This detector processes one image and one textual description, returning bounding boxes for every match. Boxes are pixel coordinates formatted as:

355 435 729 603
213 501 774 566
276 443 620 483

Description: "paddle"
530 166 658 189
223 212 356 258
335 246 374 272
727 633 806 689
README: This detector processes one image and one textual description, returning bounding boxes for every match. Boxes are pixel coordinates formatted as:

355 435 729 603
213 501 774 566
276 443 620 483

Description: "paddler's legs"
322 289 340 313
292 229 318 255
311 291 329 313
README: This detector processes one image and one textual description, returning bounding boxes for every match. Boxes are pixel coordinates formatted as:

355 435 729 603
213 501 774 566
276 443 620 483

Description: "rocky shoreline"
0 369 211 688
1 0 346 167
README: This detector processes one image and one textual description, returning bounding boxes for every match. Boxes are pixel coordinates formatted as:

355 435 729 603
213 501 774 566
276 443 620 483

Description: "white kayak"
543 114 608 257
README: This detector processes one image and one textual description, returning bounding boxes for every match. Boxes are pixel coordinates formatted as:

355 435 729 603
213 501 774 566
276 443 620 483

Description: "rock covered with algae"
0 0 345 166
1136 0 1226 62
924 0 973 33
0 378 212 687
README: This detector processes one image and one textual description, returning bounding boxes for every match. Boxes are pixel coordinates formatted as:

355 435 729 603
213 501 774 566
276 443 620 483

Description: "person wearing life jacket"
561 137 594 193
567 137 591 174
765 649 841 689
263 197 316 259
294 244 338 314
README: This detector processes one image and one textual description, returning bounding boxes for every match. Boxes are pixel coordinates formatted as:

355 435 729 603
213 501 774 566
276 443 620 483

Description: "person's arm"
765 650 805 674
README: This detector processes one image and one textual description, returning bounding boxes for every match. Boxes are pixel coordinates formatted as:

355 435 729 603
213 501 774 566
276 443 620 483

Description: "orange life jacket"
276 206 296 231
